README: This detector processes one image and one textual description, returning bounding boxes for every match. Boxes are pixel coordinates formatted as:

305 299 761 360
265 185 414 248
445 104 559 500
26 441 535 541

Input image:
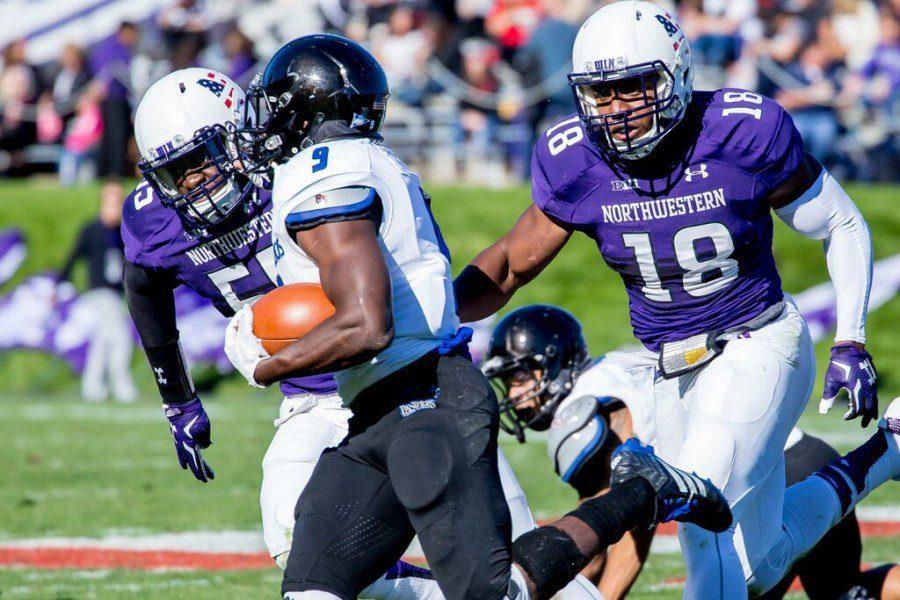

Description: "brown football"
252 283 335 354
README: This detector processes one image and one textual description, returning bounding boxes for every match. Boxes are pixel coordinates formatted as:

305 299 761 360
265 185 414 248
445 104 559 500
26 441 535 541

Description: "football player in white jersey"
223 34 735 600
484 305 900 600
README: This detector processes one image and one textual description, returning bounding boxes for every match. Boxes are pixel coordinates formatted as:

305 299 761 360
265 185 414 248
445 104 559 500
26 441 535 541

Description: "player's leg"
755 432 858 599
672 302 815 600
261 395 350 568
749 399 900 595
281 444 416 600
497 447 604 599
264 395 441 600
385 354 513 600
512 440 732 600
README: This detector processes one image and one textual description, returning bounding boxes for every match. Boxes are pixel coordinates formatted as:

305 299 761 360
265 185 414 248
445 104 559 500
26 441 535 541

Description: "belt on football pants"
657 300 786 380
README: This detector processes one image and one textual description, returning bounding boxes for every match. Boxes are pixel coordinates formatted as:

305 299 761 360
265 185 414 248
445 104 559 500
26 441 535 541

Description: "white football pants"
264 394 602 600
645 299 816 599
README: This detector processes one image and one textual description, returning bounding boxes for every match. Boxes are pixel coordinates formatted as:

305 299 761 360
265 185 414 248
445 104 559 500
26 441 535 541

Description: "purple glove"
819 344 878 428
163 397 215 482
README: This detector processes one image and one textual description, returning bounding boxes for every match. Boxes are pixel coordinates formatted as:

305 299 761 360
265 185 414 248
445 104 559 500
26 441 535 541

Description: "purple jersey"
121 181 337 396
532 89 804 351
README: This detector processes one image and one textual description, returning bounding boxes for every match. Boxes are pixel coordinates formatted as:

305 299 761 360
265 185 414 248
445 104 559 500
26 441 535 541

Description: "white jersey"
271 137 459 402
565 351 657 444
546 350 658 484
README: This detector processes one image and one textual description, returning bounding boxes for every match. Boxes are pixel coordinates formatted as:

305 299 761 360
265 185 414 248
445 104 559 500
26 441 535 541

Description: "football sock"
569 477 656 540
815 414 898 519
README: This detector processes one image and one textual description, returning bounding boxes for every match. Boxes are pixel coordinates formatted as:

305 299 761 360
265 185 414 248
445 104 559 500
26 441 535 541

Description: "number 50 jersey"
532 89 804 351
121 181 336 396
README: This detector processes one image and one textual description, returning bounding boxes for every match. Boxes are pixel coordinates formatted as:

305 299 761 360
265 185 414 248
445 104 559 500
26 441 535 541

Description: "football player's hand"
224 305 268 388
163 397 215 483
819 343 878 427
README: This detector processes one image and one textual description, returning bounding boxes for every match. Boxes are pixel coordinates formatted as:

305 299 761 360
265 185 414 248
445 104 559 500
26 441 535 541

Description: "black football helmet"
483 305 589 442
238 34 389 170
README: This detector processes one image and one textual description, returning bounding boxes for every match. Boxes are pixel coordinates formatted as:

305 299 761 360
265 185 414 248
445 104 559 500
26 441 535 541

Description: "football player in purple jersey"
121 68 440 598
454 2 899 598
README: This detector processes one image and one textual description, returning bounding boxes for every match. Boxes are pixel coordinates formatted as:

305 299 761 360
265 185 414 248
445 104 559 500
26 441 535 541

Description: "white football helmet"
135 68 253 234
569 1 693 160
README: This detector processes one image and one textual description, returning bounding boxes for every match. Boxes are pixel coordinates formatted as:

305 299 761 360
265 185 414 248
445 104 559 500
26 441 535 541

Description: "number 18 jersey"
532 89 804 351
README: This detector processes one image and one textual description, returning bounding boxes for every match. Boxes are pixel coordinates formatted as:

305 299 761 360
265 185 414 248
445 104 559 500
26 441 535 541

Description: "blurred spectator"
372 3 434 106
50 44 91 123
158 0 208 50
222 26 258 84
486 0 542 57
525 0 577 121
776 42 842 167
455 38 500 173
829 0 880 70
90 22 138 178
0 39 38 173
58 86 103 186
849 5 900 113
58 181 136 403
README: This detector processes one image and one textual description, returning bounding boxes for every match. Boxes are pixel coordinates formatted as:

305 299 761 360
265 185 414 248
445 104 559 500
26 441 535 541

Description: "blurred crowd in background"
0 0 897 186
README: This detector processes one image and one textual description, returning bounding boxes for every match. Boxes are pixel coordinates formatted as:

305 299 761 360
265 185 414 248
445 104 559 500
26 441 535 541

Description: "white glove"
224 305 268 388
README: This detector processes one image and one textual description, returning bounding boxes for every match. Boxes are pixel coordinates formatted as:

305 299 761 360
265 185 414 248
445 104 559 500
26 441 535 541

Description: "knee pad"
389 422 456 512
512 526 585 600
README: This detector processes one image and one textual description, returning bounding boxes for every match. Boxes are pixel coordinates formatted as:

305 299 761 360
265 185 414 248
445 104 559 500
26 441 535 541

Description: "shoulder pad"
121 180 177 267
547 395 609 483
700 89 803 195
531 114 602 223
274 139 376 207
284 186 379 232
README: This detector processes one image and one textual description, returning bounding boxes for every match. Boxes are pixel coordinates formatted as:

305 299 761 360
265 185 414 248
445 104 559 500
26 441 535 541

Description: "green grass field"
0 180 898 598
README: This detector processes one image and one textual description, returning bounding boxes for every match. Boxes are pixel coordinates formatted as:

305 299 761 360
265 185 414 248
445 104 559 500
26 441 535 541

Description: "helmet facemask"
483 353 577 443
139 123 255 237
569 59 688 160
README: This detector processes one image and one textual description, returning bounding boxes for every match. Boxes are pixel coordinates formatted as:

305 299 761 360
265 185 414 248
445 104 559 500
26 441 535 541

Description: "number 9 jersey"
532 89 804 350
269 137 460 403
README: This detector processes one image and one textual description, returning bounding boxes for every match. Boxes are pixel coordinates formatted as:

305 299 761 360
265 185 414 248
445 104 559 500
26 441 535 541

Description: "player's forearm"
775 168 873 343
454 249 520 322
254 311 393 385
123 260 196 403
598 529 651 600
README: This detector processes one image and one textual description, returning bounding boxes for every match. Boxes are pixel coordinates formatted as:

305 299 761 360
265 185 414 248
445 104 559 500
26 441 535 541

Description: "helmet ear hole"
683 66 690 84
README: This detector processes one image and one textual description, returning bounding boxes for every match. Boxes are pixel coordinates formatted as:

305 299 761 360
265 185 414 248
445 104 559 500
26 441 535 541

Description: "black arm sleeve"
123 260 196 404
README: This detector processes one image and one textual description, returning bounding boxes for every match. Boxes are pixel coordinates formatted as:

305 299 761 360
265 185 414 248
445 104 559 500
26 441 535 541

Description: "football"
251 283 335 354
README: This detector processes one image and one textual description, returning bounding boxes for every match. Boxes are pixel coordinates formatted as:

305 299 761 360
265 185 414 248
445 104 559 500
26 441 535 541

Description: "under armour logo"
684 163 709 182
154 367 168 385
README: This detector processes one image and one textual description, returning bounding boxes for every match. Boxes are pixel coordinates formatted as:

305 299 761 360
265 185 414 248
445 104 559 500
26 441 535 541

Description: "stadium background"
0 0 897 598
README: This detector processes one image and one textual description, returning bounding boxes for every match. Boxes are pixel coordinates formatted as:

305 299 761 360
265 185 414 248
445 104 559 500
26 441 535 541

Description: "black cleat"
610 438 732 533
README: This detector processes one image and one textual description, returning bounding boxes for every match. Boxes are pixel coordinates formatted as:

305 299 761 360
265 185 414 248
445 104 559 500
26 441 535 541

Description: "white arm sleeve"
775 169 873 343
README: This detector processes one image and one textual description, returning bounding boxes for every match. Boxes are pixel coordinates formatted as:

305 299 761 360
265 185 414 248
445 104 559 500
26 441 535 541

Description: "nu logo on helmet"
684 163 709 182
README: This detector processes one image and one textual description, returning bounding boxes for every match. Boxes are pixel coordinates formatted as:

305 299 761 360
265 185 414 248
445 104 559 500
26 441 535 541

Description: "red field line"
1 522 896 572
0 547 273 571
